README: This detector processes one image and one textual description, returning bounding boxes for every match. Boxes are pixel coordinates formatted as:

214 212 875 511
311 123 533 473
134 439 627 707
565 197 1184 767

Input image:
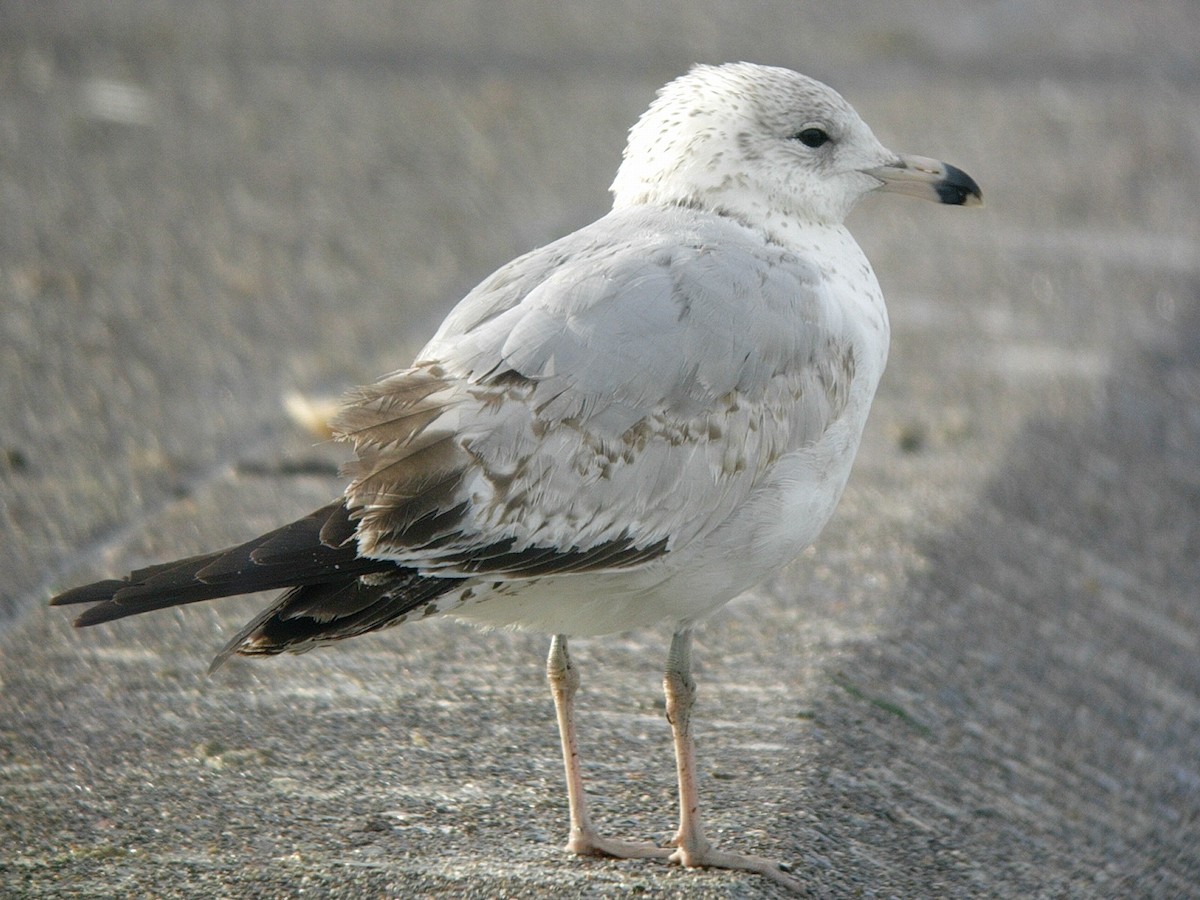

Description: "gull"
52 62 980 890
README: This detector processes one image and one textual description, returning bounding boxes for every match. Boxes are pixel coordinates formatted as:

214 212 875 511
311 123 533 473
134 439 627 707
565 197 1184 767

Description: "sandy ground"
2 2 1199 896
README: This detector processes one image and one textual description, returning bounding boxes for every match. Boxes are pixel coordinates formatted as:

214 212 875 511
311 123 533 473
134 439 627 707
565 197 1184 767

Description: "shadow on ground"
811 284 1200 894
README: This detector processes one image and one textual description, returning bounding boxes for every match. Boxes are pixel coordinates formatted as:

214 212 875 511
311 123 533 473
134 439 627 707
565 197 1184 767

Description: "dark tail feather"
50 502 395 627
208 570 460 672
51 500 465 669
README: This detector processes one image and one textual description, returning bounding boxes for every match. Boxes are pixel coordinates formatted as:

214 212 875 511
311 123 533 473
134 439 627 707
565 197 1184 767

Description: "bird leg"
663 628 803 890
547 634 671 859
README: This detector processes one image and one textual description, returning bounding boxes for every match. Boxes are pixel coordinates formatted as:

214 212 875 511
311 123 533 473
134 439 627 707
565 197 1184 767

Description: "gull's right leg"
662 628 803 890
547 634 671 859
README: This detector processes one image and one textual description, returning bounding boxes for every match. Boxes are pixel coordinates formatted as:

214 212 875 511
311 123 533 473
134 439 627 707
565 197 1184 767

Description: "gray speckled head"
610 63 898 227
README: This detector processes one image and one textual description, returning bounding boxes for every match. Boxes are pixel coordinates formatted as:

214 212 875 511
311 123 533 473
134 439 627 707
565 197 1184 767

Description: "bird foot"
565 831 672 860
669 844 803 892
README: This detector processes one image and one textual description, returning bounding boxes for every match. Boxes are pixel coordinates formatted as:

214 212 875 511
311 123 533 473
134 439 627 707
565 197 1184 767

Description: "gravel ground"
2 2 1199 897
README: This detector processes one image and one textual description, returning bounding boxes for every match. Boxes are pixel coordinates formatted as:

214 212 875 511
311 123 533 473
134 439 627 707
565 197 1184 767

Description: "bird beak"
864 154 982 206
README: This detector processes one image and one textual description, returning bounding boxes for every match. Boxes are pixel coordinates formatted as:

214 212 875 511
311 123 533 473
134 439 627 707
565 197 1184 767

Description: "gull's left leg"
663 628 803 891
547 634 671 860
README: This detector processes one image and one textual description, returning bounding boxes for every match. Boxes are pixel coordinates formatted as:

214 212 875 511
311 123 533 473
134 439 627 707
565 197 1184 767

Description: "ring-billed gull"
52 62 980 890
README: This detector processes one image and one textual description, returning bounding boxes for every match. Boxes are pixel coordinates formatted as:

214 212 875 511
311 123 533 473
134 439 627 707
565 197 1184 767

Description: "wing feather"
331 206 859 579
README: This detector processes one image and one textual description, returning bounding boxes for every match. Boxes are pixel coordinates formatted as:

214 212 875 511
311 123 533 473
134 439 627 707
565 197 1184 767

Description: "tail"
50 502 462 671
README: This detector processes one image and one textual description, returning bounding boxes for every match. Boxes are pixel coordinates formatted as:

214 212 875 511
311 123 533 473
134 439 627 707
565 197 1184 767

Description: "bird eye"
792 127 830 148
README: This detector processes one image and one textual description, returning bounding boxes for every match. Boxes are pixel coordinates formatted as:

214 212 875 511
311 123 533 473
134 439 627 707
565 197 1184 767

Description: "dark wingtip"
72 600 137 628
936 163 983 206
207 645 238 676
49 580 126 608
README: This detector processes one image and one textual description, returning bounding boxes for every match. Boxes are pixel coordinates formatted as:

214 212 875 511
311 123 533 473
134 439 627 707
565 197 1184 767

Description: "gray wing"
332 206 856 577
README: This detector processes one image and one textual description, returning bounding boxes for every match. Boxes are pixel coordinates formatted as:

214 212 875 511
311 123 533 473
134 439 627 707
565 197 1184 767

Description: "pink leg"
547 634 671 860
663 629 803 891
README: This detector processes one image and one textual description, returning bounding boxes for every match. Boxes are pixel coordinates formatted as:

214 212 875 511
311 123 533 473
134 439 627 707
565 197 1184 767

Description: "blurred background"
1 2 1197 896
